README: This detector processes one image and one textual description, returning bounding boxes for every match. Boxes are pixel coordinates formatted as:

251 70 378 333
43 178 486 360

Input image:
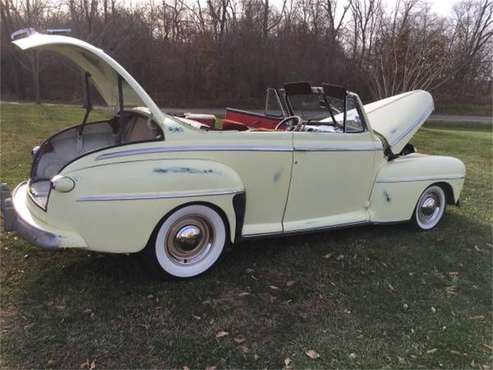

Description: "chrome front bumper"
1 182 61 249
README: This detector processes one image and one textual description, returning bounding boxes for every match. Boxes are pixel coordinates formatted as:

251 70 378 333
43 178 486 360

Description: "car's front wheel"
412 185 447 230
146 204 227 278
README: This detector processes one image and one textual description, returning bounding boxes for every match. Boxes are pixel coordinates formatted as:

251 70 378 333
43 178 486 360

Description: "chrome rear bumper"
1 182 61 249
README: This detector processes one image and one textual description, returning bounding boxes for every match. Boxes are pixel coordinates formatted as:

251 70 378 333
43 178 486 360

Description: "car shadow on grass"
2 211 491 368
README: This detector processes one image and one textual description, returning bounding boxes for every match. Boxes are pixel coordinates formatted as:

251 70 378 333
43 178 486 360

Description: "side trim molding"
294 145 382 152
96 143 383 160
77 188 243 202
376 176 465 183
96 145 292 160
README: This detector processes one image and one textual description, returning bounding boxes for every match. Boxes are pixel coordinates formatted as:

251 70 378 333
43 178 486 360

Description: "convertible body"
1 31 466 278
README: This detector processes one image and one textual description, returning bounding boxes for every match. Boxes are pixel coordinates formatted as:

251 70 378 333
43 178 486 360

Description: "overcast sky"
122 0 461 16
381 0 459 15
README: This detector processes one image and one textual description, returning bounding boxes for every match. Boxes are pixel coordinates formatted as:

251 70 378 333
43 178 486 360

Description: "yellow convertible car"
1 30 465 278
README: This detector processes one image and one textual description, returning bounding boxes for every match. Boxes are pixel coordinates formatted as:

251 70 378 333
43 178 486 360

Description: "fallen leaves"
305 349 320 360
215 330 229 338
80 360 96 369
237 344 249 353
482 343 493 352
387 282 396 292
446 285 458 295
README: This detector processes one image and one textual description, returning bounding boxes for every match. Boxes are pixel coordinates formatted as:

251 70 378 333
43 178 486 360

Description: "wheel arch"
369 179 464 224
434 181 456 205
144 199 237 250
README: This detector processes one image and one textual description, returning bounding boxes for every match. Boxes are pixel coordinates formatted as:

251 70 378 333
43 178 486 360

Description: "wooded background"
1 0 492 108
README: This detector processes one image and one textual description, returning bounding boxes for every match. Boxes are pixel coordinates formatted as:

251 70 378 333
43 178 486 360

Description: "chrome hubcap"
420 196 438 216
417 191 442 227
165 216 214 265
174 225 203 252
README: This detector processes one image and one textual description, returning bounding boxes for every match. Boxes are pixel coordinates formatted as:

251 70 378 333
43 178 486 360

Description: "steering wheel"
274 115 304 131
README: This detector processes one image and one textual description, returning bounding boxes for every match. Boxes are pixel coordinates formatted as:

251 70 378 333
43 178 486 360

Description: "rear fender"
46 159 245 253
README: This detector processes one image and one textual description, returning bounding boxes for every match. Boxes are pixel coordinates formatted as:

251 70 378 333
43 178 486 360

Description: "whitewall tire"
148 205 227 278
413 185 447 230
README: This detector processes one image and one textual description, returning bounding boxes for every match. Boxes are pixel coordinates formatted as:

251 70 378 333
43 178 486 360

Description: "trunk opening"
29 111 164 209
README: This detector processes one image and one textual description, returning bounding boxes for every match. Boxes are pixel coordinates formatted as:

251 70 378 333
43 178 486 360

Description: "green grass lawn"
1 103 492 369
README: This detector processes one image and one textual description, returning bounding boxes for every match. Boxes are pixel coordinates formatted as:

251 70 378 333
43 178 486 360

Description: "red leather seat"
222 119 249 131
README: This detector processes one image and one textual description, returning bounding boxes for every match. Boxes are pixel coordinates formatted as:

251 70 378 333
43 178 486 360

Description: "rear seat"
221 119 249 131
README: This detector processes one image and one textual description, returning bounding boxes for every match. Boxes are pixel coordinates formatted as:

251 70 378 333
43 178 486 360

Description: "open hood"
364 90 434 154
12 31 164 121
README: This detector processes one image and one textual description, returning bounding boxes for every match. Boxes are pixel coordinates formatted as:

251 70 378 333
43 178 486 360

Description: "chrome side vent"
46 28 72 35
10 28 71 41
11 28 36 40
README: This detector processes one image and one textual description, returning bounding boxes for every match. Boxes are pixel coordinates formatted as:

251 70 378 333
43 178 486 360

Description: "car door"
283 95 381 232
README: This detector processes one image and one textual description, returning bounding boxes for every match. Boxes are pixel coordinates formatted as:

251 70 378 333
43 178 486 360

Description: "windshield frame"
282 85 369 133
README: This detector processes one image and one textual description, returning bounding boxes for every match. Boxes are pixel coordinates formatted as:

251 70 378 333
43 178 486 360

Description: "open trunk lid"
364 90 434 155
12 31 164 121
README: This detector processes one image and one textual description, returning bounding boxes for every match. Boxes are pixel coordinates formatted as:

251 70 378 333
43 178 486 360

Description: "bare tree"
0 0 491 106
347 0 492 99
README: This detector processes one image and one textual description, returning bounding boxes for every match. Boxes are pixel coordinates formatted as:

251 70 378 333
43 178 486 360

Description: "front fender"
369 154 465 222
46 159 245 252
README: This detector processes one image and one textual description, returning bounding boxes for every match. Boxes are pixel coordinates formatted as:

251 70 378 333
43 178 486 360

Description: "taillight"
29 180 51 210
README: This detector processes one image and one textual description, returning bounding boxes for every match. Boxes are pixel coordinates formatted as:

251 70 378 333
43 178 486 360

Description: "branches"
347 0 492 99
0 0 491 105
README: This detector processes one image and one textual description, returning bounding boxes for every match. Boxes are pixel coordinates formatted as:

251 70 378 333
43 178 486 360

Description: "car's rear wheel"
412 185 446 230
147 205 227 278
